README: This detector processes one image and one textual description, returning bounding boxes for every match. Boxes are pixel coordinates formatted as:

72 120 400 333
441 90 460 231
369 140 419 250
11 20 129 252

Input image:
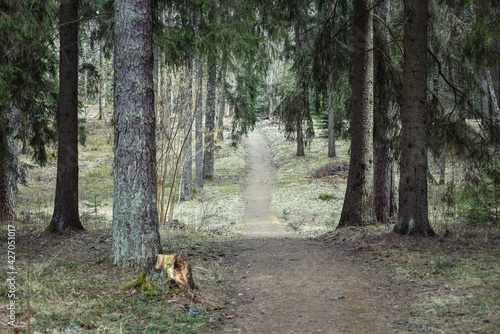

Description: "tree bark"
181 59 193 200
327 71 336 158
0 103 18 223
217 70 225 141
394 0 435 236
113 0 162 267
194 58 204 192
373 0 396 224
338 0 375 227
48 0 83 232
327 4 336 158
294 16 305 157
203 63 216 179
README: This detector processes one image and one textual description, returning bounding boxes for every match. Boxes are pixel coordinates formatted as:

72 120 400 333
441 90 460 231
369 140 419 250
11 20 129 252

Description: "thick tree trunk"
217 70 225 141
113 0 162 267
0 104 18 223
194 58 204 192
181 60 193 200
373 0 396 224
338 0 375 228
48 0 83 232
394 0 435 236
203 63 216 179
327 71 336 158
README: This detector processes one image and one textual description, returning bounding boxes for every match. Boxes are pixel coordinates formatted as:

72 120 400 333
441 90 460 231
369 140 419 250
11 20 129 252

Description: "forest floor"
1 115 499 333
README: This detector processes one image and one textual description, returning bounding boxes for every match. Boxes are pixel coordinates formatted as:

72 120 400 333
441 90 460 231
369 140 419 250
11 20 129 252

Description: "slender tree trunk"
113 0 162 267
394 0 435 236
203 63 216 179
0 104 18 223
338 0 375 228
194 58 204 191
181 59 193 200
327 4 336 158
48 0 83 232
439 146 446 184
482 75 489 118
327 71 336 158
486 70 500 116
294 16 305 157
217 69 225 141
98 44 103 120
373 0 396 224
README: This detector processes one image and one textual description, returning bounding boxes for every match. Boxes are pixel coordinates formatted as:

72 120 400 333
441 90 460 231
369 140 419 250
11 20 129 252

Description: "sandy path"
224 130 398 333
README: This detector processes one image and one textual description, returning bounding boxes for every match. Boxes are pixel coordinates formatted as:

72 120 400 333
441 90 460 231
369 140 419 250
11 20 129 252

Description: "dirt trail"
224 130 399 333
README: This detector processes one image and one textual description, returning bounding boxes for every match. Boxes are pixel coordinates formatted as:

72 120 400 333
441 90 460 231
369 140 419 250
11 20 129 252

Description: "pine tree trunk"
217 70 225 141
373 0 396 224
0 104 18 223
194 58 204 192
181 59 193 200
294 16 305 157
338 0 375 228
394 0 435 236
113 0 162 267
203 63 216 179
327 4 336 158
482 75 489 118
49 0 83 232
98 44 103 120
327 71 336 158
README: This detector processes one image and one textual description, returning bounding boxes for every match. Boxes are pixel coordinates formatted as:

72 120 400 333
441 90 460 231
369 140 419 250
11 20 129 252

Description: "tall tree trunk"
373 0 396 224
394 0 435 236
194 58 204 192
338 0 375 228
48 0 83 232
0 103 18 223
203 63 216 179
482 75 489 118
294 16 305 157
217 69 225 141
181 59 193 200
327 71 336 158
327 4 336 158
98 43 104 120
113 0 162 267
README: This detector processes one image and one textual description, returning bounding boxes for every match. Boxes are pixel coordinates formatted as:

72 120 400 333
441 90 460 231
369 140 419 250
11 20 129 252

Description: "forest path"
223 130 397 333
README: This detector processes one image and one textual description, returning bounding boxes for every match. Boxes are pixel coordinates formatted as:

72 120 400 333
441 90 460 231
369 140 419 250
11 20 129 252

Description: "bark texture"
394 0 435 236
373 0 397 224
203 64 216 179
0 104 18 223
181 60 193 200
113 0 162 266
327 71 336 158
49 0 83 231
294 16 305 157
194 58 204 191
338 0 375 227
217 70 225 141
327 4 336 158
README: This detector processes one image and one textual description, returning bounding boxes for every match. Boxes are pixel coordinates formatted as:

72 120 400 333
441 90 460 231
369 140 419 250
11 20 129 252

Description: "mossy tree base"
120 254 221 310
